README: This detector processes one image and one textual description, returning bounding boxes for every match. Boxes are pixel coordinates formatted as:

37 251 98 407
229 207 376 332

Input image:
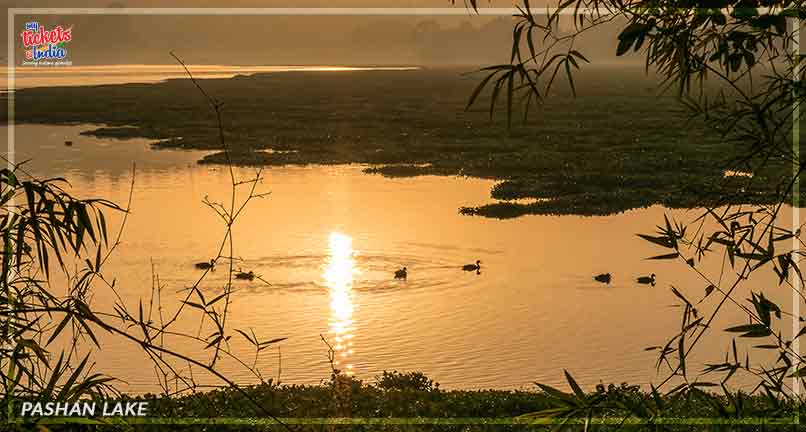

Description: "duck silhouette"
593 273 612 284
235 270 255 281
462 260 481 272
194 259 215 270
637 273 656 286
394 267 407 279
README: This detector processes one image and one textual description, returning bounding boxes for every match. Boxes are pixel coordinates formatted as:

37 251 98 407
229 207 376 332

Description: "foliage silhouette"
468 0 806 422
0 55 290 429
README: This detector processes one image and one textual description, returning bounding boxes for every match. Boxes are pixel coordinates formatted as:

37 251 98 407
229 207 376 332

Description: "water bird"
394 267 407 279
194 259 215 270
235 271 255 281
593 273 612 284
64 140 73 146
462 260 481 272
637 273 656 286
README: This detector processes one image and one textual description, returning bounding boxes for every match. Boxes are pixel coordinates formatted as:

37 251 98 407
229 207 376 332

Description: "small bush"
375 370 438 392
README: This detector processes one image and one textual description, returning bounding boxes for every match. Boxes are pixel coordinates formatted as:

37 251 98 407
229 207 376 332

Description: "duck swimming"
394 267 407 279
594 273 612 284
235 271 255 281
462 260 481 272
195 259 215 270
637 273 656 286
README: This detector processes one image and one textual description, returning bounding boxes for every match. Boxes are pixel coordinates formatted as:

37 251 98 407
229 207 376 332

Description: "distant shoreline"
5 67 796 217
1 64 423 90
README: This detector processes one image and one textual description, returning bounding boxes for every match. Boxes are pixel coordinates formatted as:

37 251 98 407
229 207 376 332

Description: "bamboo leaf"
648 252 680 260
564 370 585 399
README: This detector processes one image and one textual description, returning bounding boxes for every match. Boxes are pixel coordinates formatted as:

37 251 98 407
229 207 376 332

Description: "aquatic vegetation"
131 370 799 426
8 68 797 217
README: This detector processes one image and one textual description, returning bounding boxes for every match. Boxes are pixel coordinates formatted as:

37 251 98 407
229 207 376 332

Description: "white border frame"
4 6 802 402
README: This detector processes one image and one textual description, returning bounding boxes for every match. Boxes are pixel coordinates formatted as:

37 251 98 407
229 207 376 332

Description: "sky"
3 0 629 66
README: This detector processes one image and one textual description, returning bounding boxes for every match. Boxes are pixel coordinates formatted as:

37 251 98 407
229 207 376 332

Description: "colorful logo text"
21 21 72 63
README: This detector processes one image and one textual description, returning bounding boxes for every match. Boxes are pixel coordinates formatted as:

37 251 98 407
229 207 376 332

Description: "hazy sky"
4 0 628 66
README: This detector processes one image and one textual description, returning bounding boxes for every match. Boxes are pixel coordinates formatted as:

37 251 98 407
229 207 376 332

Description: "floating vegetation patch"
363 164 442 178
80 125 161 140
151 136 185 149
8 68 801 216
261 148 299 155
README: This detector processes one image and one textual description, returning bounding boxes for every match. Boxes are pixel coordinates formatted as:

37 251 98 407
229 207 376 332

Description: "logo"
21 21 73 66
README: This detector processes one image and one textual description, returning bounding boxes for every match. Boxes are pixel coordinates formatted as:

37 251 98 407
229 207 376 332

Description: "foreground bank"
3 371 801 430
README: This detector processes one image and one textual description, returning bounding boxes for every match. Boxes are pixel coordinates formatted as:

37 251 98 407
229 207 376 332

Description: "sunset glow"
324 232 358 374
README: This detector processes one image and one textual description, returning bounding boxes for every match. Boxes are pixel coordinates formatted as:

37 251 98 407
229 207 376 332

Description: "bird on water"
235 271 255 281
195 259 215 270
394 267 407 279
637 273 656 286
594 273 612 284
462 260 481 272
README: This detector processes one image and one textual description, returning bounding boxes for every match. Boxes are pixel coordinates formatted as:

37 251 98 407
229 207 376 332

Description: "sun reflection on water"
324 232 358 374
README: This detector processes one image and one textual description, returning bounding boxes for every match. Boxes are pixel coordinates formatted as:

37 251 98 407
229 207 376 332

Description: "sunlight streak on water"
324 232 358 375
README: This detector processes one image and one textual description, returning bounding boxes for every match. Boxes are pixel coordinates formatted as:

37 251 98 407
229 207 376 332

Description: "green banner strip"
4 416 806 426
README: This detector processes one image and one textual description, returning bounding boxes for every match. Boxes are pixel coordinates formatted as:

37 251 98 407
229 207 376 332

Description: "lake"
2 64 801 395
4 120 797 394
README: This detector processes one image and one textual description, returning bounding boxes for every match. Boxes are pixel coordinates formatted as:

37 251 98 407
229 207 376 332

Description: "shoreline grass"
9 373 796 427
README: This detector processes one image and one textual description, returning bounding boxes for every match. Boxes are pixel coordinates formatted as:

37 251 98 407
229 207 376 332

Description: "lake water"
4 121 799 394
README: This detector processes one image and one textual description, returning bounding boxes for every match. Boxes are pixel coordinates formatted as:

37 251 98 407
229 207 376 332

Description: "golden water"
4 123 800 394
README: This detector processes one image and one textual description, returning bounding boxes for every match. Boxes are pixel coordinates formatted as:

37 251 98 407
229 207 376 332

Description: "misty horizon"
5 11 637 67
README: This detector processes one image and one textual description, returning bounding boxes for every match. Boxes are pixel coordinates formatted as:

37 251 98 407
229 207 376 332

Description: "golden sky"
4 0 627 66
